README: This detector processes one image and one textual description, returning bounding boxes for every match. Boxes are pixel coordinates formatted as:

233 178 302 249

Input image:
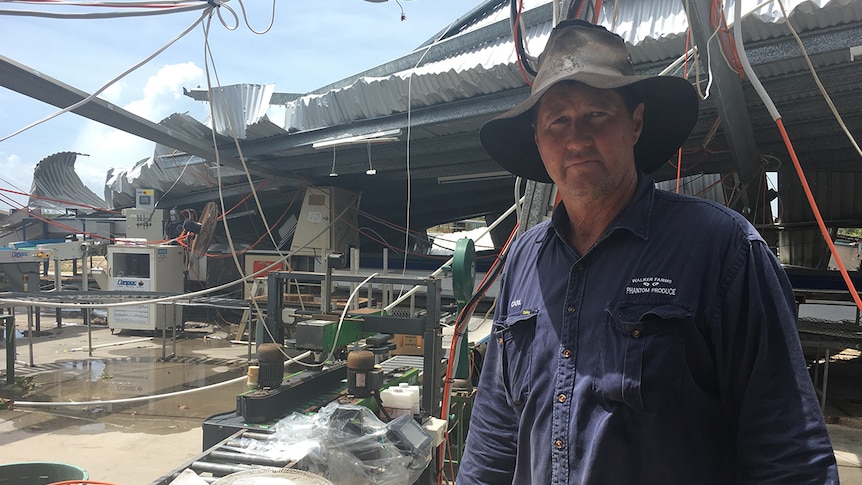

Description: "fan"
211 469 334 485
185 201 219 260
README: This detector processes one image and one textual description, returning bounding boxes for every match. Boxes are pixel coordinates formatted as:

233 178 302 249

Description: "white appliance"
107 244 185 332
290 187 359 258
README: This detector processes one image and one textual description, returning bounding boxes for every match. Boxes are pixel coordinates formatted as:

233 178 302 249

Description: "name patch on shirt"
626 276 677 296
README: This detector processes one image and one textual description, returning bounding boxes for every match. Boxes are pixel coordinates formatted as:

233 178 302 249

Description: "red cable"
514 0 533 86
777 118 862 312
592 0 603 23
0 187 117 214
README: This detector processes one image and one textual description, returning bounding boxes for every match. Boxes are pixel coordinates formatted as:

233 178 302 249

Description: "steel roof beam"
684 0 763 219
0 54 290 186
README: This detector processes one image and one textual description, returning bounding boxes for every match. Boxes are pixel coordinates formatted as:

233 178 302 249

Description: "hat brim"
480 74 699 183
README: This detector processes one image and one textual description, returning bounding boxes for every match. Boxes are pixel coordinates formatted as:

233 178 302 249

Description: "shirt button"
631 329 642 338
562 349 572 358
558 394 567 403
554 439 564 449
574 263 585 271
498 337 504 345
567 305 576 314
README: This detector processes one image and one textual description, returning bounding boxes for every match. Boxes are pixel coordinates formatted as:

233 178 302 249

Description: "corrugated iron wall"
778 170 862 267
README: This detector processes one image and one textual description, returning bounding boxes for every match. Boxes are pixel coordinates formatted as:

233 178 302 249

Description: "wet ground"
2 305 862 484
0 310 251 484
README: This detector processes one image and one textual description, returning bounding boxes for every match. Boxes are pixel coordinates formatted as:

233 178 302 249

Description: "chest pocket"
592 303 690 414
493 310 537 411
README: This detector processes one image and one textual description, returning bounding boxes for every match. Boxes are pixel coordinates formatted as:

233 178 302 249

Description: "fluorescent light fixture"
437 171 512 184
312 129 402 149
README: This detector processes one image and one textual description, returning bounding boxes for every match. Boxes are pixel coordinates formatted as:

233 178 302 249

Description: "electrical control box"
122 208 167 242
107 244 185 332
135 188 160 209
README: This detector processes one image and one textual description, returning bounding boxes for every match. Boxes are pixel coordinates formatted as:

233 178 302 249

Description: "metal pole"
382 248 390 308
27 306 34 367
54 257 62 329
82 251 92 357
5 314 15 384
323 258 332 315
351 247 360 311
23 275 33 366
821 348 831 411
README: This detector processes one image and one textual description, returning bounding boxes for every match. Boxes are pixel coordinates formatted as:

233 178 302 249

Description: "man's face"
534 81 644 202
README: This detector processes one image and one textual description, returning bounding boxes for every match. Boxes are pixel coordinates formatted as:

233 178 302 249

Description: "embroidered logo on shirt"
625 276 677 296
510 299 522 308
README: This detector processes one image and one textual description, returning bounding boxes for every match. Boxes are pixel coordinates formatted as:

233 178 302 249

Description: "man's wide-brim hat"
480 20 700 183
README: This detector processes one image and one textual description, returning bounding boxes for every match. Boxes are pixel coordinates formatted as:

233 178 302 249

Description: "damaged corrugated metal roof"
29 151 107 213
86 0 862 265
279 0 861 134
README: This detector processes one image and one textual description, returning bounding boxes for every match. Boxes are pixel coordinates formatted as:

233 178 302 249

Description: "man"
458 20 837 484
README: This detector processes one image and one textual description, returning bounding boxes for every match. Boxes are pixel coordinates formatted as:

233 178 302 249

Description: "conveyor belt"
151 428 287 484
798 317 862 350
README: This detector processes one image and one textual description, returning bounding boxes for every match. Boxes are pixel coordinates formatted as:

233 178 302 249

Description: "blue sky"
0 0 483 209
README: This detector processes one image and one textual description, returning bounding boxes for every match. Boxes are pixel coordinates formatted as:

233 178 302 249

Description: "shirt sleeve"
458 271 520 484
713 238 838 484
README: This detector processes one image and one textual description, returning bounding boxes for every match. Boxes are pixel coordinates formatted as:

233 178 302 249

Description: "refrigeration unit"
107 244 185 332
290 187 360 260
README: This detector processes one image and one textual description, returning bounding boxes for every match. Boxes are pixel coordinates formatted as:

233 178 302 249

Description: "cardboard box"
392 334 424 356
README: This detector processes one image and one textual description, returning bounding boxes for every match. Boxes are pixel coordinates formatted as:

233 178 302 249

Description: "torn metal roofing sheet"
208 83 275 140
29 151 108 213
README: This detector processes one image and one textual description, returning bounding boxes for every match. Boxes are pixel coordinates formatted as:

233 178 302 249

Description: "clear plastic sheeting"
231 403 432 485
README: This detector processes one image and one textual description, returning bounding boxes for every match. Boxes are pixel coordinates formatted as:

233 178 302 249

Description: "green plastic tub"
0 462 88 484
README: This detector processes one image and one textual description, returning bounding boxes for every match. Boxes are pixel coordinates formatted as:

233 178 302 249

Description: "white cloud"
0 152 30 208
127 62 204 119
72 62 206 194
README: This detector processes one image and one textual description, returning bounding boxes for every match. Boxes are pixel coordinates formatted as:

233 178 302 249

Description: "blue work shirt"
459 173 838 484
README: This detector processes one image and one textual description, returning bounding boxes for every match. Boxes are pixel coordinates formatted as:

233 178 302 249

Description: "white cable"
9 0 202 6
306 272 380 368
14 374 247 408
775 0 862 159
702 25 722 100
398 16 460 287
0 3 207 19
384 197 523 312
0 5 212 144
233 0 277 35
733 0 780 120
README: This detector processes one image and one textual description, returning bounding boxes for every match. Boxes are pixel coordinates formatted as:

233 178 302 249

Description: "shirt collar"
542 171 655 252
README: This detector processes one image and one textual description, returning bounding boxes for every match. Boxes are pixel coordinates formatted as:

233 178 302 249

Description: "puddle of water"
28 357 246 413
78 422 105 432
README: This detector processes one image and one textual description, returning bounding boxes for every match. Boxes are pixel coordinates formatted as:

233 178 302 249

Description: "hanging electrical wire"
775 0 862 161
510 0 537 83
0 5 212 144
0 1 208 19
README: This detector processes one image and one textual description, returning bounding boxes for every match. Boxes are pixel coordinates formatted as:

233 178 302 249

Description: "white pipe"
14 374 247 408
68 337 153 352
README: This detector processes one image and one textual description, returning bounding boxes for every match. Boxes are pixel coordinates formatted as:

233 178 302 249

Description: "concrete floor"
2 309 862 484
0 311 250 484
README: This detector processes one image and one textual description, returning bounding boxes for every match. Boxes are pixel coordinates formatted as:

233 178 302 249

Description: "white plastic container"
398 382 421 416
380 387 413 419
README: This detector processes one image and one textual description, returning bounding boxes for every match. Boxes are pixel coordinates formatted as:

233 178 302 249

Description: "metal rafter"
683 0 764 219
